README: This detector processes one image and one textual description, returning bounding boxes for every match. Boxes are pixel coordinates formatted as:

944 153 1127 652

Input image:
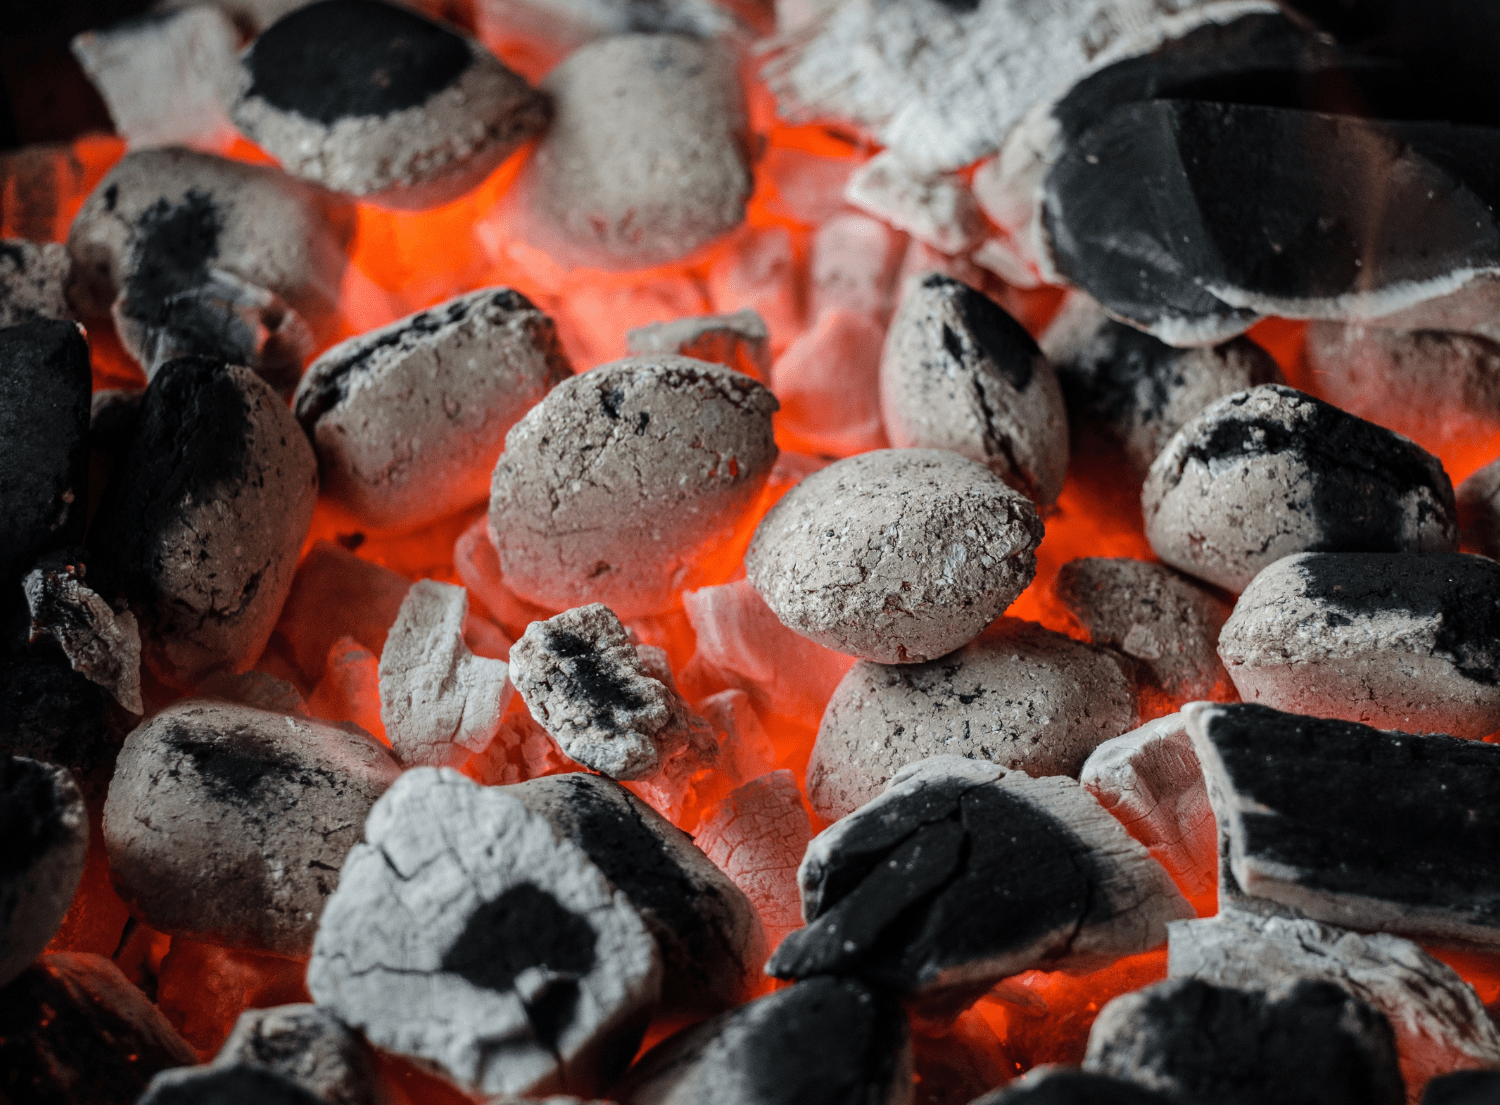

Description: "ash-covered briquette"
506 772 766 1013
307 768 662 1098
769 756 1189 1020
24 556 143 715
102 699 401 956
1055 557 1233 702
0 753 88 987
808 618 1137 822
490 356 778 618
879 274 1068 506
1185 701 1500 949
974 1068 1176 1105
87 358 317 688
626 309 771 383
1424 1072 1500 1105
517 34 751 269
745 450 1044 665
225 0 549 206
1218 552 1500 738
139 1067 328 1105
1142 385 1457 593
1458 458 1500 559
0 240 72 327
1040 294 1283 477
613 976 912 1105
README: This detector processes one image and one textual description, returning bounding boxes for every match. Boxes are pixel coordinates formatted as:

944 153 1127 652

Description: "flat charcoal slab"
140 1067 328 1105
0 240 72 327
0 752 88 987
0 640 118 811
1185 701 1500 949
972 1067 1175 1104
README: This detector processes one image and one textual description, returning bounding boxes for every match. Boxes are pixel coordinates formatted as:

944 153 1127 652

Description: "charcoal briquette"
0 753 88 987
971 1067 1176 1105
626 308 771 383
1458 458 1500 559
0 240 72 327
1424 1071 1500 1105
23 557 143 715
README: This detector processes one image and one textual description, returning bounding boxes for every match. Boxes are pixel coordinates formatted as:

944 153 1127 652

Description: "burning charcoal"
507 771 766 1012
103 699 401 955
689 689 776 785
0 640 119 812
972 1067 1175 1104
308 637 385 742
810 212 905 323
209 1003 381 1105
846 153 986 255
490 356 778 617
276 541 411 685
1185 701 1500 949
613 975 912 1105
139 1067 327 1105
1055 558 1233 702
0 753 88 986
1424 1072 1500 1105
627 309 771 383
771 309 889 457
225 0 549 206
1084 977 1405 1105
707 226 802 354
809 618 1138 821
1040 294 1283 478
769 756 1190 1019
1458 458 1500 559
879 274 1068 505
24 557 142 715
746 449 1044 664
1142 385 1457 592
909 1009 1011 1105
0 953 197 1105
0 240 72 326
200 668 308 715
1218 552 1500 738
1170 904 1500 1095
517 34 750 269
308 768 661 1097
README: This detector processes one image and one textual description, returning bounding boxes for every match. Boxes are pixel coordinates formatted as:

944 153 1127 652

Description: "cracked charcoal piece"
613 975 913 1105
307 768 661 1098
294 287 572 530
1040 294 1282 477
972 1068 1176 1105
1218 552 1500 738
24 557 143 715
626 309 771 383
490 356 778 618
770 756 1189 1020
507 771 766 1013
0 240 72 327
1055 558 1233 702
1170 904 1500 1096
139 1067 328 1105
1084 976 1405 1105
199 1003 382 1105
808 618 1137 822
1458 458 1500 559
226 0 549 206
0 753 88 987
879 274 1068 506
1142 385 1457 593
475 0 745 59
103 699 401 956
1424 1072 1500 1105
1185 701 1500 949
746 450 1044 665
517 34 751 269
87 358 318 688
378 580 513 768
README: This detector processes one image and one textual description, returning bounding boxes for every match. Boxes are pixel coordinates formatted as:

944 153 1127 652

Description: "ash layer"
0 752 88 987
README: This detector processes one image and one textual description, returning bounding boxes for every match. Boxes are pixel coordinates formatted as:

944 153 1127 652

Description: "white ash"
23 559 143 715
473 0 742 65
809 212 906 324
0 240 72 327
770 309 889 457
845 152 987 256
0 754 88 988
489 356 778 618
140 1067 328 1105
808 618 1138 821
207 1003 382 1105
307 768 662 1098
879 274 1069 505
693 688 777 786
1142 385 1458 593
102 699 401 956
1458 457 1500 560
745 449 1045 664
378 580 513 768
1354 272 1500 347
626 309 771 382
972 234 1043 291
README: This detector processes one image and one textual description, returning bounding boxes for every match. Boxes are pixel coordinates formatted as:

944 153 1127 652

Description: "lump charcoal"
909 1009 1012 1105
0 953 197 1105
0 240 72 326
1169 904 1500 1096
226 0 549 206
0 641 119 811
707 226 802 354
275 541 411 685
1424 1072 1500 1105
745 449 1044 664
1142 385 1457 593
24 556 143 715
199 668 308 715
613 975 912 1105
102 699 400 956
1185 701 1500 949
771 309 889 458
810 212 906 324
1458 458 1500 560
626 309 771 383
769 756 1190 1019
0 753 88 987
1039 293 1282 477
1083 976 1405 1105
307 768 661 1098
879 274 1069 506
1218 552 1500 738
692 689 776 785
139 1067 328 1105
87 358 318 688
210 1003 381 1105
971 1067 1176 1104
489 356 778 618
807 618 1138 822
846 152 986 255
473 0 751 65
506 771 766 1013
1055 558 1233 702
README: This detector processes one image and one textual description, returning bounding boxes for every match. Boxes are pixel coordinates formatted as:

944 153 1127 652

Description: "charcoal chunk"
24 557 143 715
1459 458 1500 559
972 1067 1175 1105
1424 1071 1500 1105
0 240 72 327
139 1066 327 1105
627 309 771 383
0 753 88 987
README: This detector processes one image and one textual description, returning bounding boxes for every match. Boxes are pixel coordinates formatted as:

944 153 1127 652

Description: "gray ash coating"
0 752 69 888
927 273 1037 391
164 724 340 808
976 1069 1176 1104
544 629 649 732
141 1067 327 1105
245 0 471 124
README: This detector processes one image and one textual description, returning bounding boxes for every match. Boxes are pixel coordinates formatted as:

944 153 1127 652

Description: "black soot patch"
166 725 325 807
545 629 648 729
0 751 68 885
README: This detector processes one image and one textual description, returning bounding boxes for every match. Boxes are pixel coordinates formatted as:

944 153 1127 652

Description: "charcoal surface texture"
307 768 661 1098
0 640 119 811
103 699 401 955
1423 1071 1500 1105
0 240 72 327
1457 457 1500 560
1186 701 1500 949
24 557 143 715
1084 976 1405 1105
613 976 913 1105
745 449 1044 664
971 1067 1175 1105
139 1066 328 1105
626 309 771 382
879 273 1068 506
0 753 88 987
1143 385 1457 592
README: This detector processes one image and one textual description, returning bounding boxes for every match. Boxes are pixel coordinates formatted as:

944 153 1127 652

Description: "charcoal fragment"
971 1067 1175 1105
24 558 143 715
0 753 88 987
0 240 72 326
187 1003 382 1105
1458 458 1500 559
847 153 986 255
0 641 119 811
139 1066 328 1105
627 309 771 382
